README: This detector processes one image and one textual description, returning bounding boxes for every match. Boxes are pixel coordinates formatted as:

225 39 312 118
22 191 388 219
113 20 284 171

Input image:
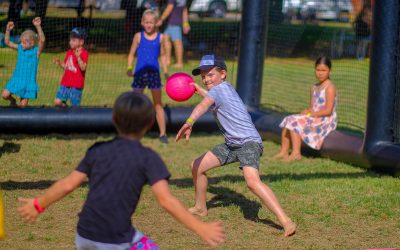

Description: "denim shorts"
132 70 162 90
55 86 82 106
211 141 264 170
164 25 182 41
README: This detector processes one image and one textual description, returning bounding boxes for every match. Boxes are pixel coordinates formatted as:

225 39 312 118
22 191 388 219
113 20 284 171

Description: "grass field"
1 9 395 249
1 135 399 249
0 8 368 131
1 49 369 132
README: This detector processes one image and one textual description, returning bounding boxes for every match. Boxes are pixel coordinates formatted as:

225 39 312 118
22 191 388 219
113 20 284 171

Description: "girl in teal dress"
2 17 45 107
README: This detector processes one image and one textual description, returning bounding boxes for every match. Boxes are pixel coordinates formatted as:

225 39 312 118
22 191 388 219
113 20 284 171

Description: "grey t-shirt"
167 0 186 26
206 81 262 145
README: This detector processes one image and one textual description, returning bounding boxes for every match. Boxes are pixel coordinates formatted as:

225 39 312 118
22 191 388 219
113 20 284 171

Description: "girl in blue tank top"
127 9 170 144
2 17 45 107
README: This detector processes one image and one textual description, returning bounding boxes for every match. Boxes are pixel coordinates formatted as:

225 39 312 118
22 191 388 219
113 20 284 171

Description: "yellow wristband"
186 117 194 125
183 22 190 27
307 112 311 117
127 65 133 70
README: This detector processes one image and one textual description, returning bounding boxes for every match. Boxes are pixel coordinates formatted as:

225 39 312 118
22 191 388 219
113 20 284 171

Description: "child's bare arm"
151 180 225 247
4 22 18 49
175 96 214 142
33 17 45 55
17 170 87 224
157 3 174 26
74 48 87 71
53 58 66 69
127 33 140 76
182 7 190 34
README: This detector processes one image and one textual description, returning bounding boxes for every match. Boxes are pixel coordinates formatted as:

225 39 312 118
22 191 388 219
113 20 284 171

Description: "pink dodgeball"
165 72 195 102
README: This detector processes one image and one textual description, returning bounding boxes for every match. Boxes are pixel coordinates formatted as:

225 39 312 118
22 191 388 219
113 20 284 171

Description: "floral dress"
279 84 337 150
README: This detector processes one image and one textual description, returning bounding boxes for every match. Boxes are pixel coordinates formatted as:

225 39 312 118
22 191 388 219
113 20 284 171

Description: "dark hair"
315 56 332 69
70 27 87 41
112 92 154 135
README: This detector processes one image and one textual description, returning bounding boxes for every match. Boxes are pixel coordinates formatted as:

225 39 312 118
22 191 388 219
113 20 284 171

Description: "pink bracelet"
33 198 45 214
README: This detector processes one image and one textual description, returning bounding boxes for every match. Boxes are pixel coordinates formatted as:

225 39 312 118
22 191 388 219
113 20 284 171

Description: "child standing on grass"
175 54 296 237
127 9 169 144
18 92 225 249
2 17 45 107
53 27 88 107
274 57 337 162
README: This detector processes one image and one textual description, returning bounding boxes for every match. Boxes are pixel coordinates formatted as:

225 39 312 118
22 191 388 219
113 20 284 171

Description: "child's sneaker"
159 135 168 144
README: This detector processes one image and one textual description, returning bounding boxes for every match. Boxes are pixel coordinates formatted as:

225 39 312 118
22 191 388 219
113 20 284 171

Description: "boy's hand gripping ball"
166 72 195 102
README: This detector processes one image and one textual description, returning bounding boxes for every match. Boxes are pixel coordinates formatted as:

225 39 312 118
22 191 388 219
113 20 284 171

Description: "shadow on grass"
0 142 21 156
0 180 88 190
168 170 376 228
170 171 376 189
207 185 282 229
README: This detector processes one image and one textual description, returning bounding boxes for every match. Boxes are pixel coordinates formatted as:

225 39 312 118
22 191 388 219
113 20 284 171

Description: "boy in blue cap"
176 54 297 237
53 27 89 107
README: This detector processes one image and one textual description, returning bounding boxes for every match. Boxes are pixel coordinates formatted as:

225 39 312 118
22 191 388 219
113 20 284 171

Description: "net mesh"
0 0 371 133
394 3 400 143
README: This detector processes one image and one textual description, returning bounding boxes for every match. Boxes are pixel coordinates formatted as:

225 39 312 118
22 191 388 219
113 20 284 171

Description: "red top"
60 48 89 89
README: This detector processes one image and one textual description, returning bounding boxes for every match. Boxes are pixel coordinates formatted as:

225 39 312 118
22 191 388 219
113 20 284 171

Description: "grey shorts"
75 230 144 250
211 141 264 170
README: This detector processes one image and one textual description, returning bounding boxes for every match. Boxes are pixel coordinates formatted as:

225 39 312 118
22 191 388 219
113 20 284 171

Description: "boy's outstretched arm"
151 180 225 247
127 32 140 77
18 170 87 224
4 22 18 49
175 96 214 142
33 17 45 55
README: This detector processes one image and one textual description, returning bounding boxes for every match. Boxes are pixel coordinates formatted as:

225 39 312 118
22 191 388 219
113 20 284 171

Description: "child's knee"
1 91 10 99
154 103 163 111
19 100 28 107
54 99 63 106
244 176 261 192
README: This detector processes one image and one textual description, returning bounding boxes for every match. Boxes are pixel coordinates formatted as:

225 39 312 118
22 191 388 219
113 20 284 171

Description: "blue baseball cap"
192 54 227 76
70 27 87 40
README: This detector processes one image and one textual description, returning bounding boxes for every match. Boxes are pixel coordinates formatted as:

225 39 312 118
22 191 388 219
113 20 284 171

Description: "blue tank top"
134 31 160 75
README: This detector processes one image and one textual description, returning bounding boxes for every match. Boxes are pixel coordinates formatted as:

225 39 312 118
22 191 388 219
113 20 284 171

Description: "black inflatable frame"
0 0 399 175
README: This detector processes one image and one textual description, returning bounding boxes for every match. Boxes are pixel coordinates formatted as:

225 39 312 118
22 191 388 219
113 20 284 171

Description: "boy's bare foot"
283 154 301 162
188 207 208 217
283 220 296 237
272 152 288 160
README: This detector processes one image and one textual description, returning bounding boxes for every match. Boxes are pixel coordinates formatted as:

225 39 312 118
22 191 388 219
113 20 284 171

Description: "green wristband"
186 117 194 125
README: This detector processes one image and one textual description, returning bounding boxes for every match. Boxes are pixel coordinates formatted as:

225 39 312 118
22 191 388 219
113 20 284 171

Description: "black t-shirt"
76 137 171 244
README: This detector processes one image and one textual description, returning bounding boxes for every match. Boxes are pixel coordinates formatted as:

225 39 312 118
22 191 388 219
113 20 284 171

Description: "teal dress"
5 44 39 99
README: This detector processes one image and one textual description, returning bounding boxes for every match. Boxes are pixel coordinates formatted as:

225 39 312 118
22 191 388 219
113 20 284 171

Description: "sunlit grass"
0 135 399 249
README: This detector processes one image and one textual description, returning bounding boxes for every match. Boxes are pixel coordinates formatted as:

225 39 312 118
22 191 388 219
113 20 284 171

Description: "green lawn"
1 49 369 132
0 8 368 132
1 135 399 249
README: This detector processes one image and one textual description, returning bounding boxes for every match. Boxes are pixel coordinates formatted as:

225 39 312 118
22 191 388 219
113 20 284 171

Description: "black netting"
263 0 371 133
0 0 371 133
394 3 400 143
